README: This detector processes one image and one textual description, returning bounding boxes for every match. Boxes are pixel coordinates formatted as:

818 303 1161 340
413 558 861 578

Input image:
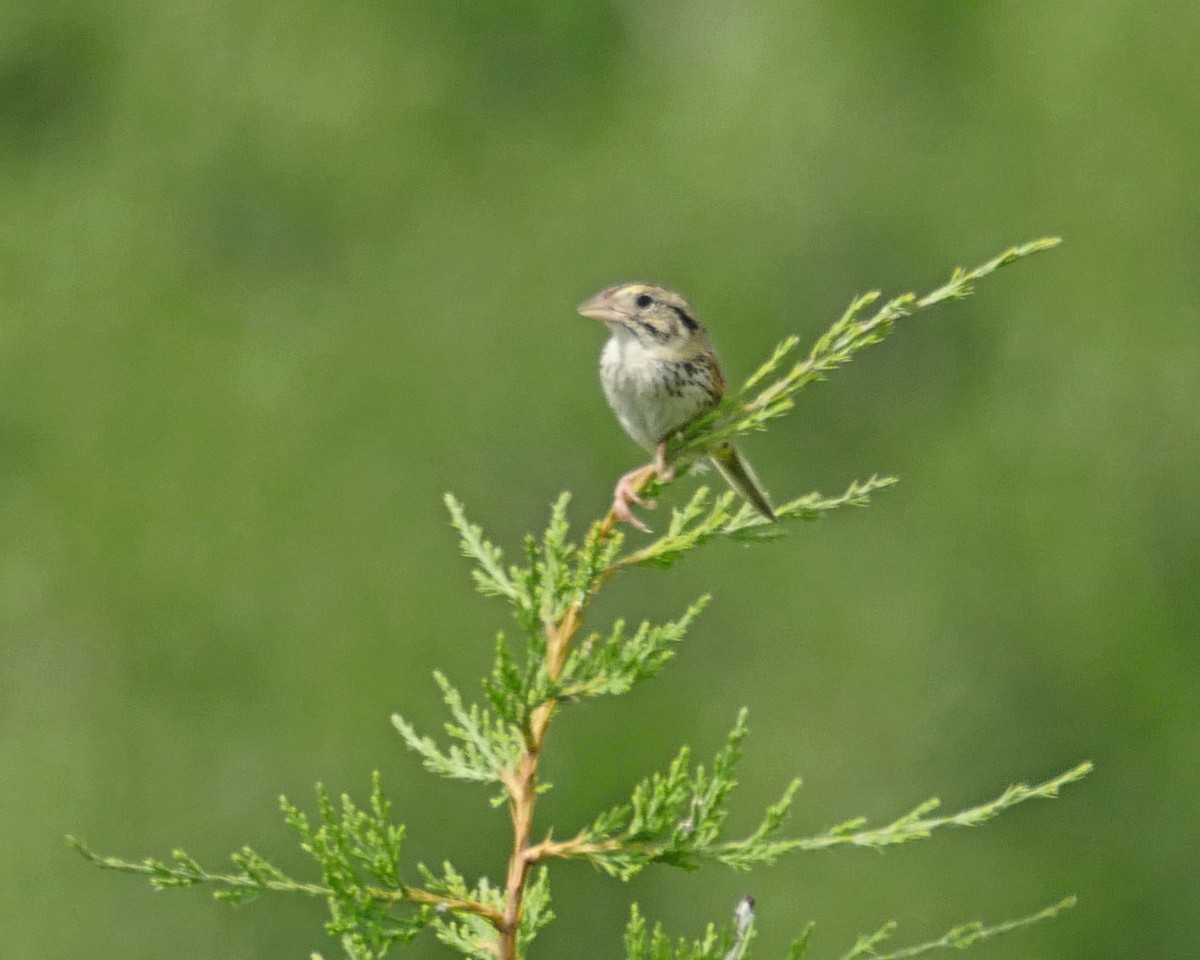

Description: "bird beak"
577 289 626 324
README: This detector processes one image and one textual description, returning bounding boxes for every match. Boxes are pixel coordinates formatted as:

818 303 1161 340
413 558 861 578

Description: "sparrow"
578 282 775 531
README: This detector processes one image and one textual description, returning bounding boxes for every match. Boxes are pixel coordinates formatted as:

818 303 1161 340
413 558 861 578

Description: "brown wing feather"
701 351 726 399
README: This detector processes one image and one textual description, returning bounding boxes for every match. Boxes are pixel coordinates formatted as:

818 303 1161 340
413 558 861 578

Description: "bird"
577 282 775 531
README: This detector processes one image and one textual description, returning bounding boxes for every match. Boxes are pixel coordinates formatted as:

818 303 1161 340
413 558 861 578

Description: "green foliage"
68 834 317 902
393 672 524 787
623 901 738 960
669 238 1063 462
279 777 430 960
445 491 624 640
558 595 710 701
623 895 1077 960
619 476 899 568
414 862 508 960
580 710 803 879
71 240 1087 960
71 773 435 960
833 897 1077 960
783 761 1093 854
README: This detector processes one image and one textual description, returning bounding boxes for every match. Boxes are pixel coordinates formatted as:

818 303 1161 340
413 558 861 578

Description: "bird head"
577 282 706 348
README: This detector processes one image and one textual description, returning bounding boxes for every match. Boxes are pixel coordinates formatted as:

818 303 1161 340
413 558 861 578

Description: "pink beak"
577 288 627 324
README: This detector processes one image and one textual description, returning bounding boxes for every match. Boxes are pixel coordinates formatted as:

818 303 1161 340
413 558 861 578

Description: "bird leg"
611 464 658 532
612 444 677 532
654 440 675 483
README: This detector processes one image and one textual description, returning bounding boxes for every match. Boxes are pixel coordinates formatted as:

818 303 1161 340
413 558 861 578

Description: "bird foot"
612 468 656 532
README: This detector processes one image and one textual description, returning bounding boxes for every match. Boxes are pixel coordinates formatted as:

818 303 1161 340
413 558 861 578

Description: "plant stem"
497 495 633 960
68 836 506 926
498 602 582 959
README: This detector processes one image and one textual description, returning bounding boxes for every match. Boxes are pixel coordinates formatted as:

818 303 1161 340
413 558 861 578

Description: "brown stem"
500 713 547 945
523 833 618 864
497 601 584 960
390 885 506 927
495 466 658 960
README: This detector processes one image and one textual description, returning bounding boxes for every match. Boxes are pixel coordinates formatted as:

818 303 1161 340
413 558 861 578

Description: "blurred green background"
2 1 1197 957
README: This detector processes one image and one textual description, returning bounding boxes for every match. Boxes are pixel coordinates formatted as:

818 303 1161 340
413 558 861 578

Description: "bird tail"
709 443 776 521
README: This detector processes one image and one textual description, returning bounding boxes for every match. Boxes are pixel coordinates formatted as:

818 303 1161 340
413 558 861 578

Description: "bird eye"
635 293 653 308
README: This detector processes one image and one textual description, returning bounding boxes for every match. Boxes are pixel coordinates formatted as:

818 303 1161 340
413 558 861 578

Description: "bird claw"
612 497 652 533
611 445 678 532
613 471 655 532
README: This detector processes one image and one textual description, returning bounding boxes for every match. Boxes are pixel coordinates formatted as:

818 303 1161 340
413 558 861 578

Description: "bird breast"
600 333 717 451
